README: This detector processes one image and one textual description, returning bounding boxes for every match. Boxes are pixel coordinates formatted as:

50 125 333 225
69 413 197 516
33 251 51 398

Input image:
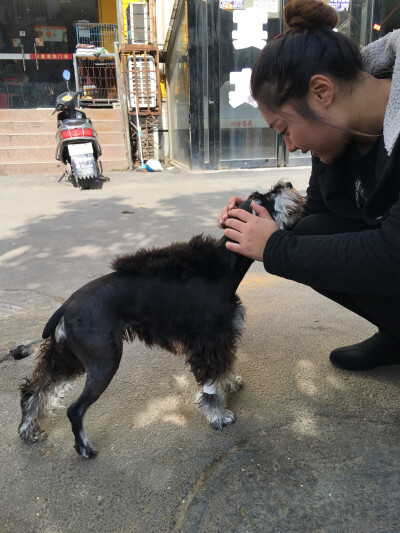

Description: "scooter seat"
62 118 88 127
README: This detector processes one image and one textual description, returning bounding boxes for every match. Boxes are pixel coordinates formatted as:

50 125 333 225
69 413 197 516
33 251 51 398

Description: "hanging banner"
0 52 72 60
29 53 72 60
35 26 67 43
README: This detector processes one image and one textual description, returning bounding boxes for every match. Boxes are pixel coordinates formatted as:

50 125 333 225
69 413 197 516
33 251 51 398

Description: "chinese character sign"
229 68 258 108
232 8 268 50
329 0 350 11
220 0 245 8
229 120 254 128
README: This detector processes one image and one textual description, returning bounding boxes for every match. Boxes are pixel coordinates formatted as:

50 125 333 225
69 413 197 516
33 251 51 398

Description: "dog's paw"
19 423 47 444
223 375 244 393
211 409 236 430
74 442 98 459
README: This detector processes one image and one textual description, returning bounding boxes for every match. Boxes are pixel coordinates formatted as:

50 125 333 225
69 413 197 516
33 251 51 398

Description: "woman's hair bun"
284 0 338 30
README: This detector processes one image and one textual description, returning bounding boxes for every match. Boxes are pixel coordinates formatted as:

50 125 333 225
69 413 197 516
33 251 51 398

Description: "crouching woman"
219 0 400 370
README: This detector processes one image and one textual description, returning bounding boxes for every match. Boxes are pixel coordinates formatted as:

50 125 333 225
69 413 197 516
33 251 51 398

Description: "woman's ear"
308 74 335 108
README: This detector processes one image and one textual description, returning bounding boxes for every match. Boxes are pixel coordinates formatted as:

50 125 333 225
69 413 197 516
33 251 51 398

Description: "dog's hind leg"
19 338 84 444
66 343 122 459
220 369 244 394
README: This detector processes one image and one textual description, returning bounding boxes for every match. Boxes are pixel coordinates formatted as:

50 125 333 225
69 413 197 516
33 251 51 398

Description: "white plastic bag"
145 159 163 172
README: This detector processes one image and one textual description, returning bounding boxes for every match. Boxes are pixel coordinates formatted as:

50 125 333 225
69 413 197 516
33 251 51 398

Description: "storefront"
0 0 117 109
166 0 400 169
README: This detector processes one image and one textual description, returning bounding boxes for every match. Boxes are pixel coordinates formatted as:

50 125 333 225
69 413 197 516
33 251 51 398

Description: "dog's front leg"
195 380 235 430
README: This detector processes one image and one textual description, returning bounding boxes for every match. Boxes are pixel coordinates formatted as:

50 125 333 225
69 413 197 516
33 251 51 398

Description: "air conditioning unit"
126 1 149 44
127 55 157 109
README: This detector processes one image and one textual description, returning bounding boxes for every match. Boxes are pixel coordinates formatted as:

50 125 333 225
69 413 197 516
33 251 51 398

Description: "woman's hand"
217 196 245 228
223 202 280 261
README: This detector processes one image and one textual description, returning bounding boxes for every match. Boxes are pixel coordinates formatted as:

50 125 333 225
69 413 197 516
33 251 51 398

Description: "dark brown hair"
251 0 363 118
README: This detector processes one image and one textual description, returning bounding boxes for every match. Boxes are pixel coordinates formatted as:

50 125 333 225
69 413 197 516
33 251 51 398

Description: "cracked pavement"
1 169 400 532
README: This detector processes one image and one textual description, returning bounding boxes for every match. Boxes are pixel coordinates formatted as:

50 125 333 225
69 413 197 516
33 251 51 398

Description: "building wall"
99 0 118 24
156 0 176 46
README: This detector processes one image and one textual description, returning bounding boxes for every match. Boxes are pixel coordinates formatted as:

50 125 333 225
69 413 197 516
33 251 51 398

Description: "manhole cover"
177 419 400 532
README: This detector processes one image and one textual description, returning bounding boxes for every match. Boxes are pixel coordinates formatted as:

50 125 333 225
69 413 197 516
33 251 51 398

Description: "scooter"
47 70 106 189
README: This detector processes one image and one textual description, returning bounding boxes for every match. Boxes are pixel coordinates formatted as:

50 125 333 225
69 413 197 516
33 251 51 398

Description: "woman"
219 0 400 371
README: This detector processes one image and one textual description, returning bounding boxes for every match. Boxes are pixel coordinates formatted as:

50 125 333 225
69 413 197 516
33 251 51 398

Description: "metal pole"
34 42 39 70
114 41 134 170
21 44 26 71
116 0 125 46
135 95 145 167
73 54 79 92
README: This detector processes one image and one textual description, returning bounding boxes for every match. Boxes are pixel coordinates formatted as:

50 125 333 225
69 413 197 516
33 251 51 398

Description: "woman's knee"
293 213 370 236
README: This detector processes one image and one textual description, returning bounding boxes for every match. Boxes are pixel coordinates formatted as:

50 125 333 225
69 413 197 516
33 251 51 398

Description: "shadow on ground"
1 173 400 532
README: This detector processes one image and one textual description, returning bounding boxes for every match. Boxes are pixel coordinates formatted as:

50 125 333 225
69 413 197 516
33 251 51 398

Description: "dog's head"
239 180 304 230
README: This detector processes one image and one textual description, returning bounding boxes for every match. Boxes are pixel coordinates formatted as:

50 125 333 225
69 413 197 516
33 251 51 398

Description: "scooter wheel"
78 177 94 190
65 162 78 187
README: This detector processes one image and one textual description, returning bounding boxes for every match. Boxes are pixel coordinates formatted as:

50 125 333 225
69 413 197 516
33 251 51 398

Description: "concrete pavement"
1 168 400 533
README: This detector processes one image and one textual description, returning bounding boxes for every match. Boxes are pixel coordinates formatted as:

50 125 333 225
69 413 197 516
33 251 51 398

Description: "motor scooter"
47 70 106 189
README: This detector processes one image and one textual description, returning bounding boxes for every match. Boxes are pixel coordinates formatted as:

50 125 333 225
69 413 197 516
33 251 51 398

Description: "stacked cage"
73 23 118 106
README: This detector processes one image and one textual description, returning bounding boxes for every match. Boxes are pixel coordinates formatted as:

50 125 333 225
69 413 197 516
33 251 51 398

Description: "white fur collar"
361 30 400 156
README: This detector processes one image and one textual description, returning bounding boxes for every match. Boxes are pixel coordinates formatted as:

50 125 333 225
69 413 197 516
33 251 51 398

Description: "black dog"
18 181 304 458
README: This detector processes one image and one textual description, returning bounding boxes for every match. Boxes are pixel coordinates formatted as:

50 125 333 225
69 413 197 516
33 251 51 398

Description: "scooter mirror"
62 70 71 81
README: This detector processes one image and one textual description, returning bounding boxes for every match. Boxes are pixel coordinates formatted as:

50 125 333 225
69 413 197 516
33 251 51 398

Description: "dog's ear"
236 198 253 213
247 191 276 217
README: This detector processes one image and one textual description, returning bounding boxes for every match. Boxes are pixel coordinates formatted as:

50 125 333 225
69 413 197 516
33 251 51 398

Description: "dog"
18 181 304 458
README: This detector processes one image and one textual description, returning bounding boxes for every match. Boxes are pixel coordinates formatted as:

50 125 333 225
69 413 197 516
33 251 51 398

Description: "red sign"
29 53 72 60
230 120 253 128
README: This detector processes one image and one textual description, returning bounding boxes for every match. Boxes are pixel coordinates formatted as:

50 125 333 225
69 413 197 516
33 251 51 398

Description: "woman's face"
259 102 348 165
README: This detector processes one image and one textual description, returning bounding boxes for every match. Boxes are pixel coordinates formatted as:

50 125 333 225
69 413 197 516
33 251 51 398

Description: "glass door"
218 1 282 168
0 0 98 108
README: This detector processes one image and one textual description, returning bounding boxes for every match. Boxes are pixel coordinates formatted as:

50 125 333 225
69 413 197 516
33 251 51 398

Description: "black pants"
292 213 400 340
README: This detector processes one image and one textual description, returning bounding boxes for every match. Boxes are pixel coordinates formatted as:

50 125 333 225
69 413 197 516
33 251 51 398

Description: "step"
0 131 125 148
0 159 128 176
0 133 56 147
0 119 125 135
0 144 127 162
0 108 122 121
81 108 122 121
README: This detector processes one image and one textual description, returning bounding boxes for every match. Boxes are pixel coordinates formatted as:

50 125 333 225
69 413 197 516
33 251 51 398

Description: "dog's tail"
42 305 66 339
18 337 84 444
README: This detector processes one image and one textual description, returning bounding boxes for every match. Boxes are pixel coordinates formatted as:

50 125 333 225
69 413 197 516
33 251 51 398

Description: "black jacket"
263 31 400 295
263 135 400 295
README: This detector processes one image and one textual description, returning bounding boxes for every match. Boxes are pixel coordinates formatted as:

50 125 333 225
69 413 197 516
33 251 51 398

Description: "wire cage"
75 22 117 55
74 23 119 106
124 51 160 114
74 56 118 106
